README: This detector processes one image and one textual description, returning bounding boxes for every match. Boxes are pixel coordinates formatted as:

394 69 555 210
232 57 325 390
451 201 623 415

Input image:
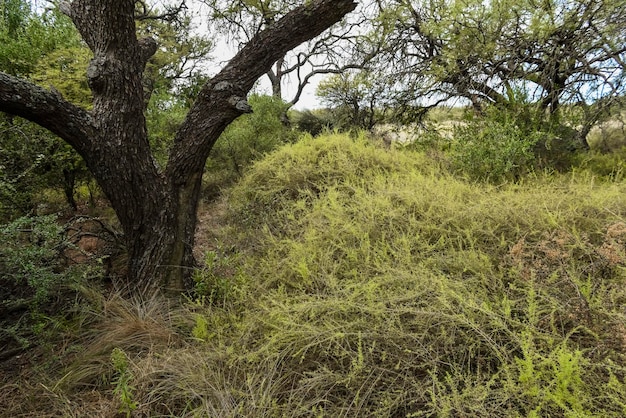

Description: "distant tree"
316 70 393 130
370 0 626 146
0 0 357 293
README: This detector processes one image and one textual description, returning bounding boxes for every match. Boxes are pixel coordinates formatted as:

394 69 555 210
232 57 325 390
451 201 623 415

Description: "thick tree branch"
165 0 357 182
220 0 358 91
0 72 93 154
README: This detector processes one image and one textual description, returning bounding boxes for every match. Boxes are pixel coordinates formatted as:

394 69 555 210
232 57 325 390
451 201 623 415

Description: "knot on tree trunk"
87 56 113 93
138 37 158 67
229 96 252 113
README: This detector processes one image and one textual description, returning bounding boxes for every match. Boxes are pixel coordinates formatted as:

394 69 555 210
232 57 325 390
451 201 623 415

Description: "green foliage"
0 115 90 216
365 0 626 157
450 116 541 182
0 214 96 356
204 94 297 194
111 347 138 417
145 90 189 167
138 14 213 97
0 5 92 214
1 215 71 305
193 246 247 306
289 108 334 136
573 149 626 181
0 3 81 77
229 132 433 232
587 114 626 153
32 46 92 107
316 71 391 130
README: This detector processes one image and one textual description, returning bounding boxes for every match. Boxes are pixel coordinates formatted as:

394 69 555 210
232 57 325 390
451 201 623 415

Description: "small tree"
317 70 391 130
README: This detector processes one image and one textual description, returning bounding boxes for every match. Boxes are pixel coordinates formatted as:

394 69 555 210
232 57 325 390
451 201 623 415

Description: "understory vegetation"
4 132 626 416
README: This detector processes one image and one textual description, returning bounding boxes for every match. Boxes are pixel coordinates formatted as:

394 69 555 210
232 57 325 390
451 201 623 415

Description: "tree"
0 2 91 214
316 70 393 130
0 2 213 214
0 0 357 293
371 0 626 145
204 0 373 108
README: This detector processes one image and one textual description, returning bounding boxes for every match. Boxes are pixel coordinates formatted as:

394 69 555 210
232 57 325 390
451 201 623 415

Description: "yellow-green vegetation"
7 133 626 416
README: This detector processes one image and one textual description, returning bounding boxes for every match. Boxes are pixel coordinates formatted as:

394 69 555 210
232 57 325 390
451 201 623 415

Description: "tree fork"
0 0 357 293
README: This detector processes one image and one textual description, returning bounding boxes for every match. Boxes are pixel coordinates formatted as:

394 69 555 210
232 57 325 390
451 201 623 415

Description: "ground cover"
2 133 626 417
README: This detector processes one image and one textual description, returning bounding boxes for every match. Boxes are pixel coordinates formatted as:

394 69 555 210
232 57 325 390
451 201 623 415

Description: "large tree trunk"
0 0 357 293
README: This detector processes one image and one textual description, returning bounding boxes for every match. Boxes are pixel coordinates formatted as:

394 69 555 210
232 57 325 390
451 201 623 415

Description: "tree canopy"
372 0 625 110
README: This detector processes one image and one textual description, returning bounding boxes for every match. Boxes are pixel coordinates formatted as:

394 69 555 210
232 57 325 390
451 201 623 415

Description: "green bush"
290 108 333 136
192 245 248 306
572 148 626 181
451 117 541 183
0 215 95 350
1 215 70 305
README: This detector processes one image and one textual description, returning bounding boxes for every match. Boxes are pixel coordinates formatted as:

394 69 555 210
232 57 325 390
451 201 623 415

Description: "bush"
572 148 626 181
1 215 70 305
0 215 95 353
290 108 333 136
450 117 541 183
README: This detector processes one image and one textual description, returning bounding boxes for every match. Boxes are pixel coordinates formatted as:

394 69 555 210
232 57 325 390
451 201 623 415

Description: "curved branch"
289 64 364 108
166 0 357 182
0 72 94 155
222 0 358 91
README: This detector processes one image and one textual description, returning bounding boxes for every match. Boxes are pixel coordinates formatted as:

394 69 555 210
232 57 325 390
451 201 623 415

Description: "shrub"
450 117 541 183
290 108 333 136
1 215 73 305
0 215 98 349
572 148 626 181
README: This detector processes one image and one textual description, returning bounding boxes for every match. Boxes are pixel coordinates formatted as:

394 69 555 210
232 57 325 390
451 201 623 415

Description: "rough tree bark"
0 0 357 293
